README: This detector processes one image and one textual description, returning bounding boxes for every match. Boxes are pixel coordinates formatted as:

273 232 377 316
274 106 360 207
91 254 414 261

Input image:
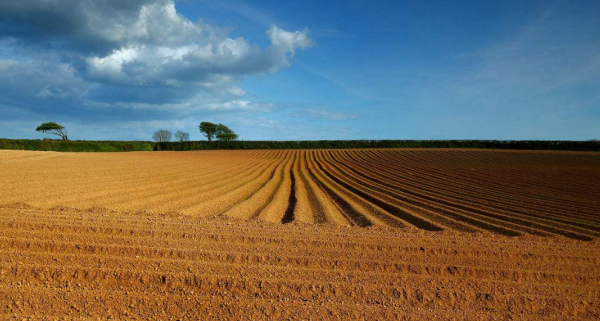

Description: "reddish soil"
0 149 599 319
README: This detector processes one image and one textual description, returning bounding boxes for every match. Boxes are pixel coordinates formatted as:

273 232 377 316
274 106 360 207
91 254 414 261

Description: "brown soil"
0 149 599 319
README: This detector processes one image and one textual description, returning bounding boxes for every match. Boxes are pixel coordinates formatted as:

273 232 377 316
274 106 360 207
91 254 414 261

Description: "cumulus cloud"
0 0 314 120
84 25 313 87
0 0 201 55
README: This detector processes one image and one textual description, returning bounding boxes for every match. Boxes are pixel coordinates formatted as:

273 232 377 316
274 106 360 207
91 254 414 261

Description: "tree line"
34 121 238 142
11 129 600 153
30 122 600 150
152 122 238 142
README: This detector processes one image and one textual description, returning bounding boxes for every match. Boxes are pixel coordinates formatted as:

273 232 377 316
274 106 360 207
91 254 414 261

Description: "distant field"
1 149 599 319
1 149 599 239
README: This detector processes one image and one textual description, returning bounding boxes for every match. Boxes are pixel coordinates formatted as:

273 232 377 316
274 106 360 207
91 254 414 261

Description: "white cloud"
228 87 247 97
267 25 315 56
207 100 276 112
0 0 314 115
83 24 314 88
0 0 202 53
87 48 140 83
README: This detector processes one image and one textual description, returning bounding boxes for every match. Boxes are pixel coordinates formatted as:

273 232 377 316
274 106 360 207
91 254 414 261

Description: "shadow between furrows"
313 157 443 232
282 167 297 224
305 155 372 227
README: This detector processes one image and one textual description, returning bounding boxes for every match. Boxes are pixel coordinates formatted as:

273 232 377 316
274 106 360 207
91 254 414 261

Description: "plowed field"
1 149 599 319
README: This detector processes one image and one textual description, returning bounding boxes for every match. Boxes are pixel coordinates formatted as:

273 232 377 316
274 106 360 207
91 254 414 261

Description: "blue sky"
0 0 599 141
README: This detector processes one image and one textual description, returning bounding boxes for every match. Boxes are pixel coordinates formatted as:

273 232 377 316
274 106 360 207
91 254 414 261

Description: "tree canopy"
35 122 69 141
216 124 238 141
152 129 172 142
174 131 190 142
200 122 238 141
199 122 219 141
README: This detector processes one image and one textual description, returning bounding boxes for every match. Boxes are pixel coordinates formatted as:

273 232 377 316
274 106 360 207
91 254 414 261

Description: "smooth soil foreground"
1 149 599 319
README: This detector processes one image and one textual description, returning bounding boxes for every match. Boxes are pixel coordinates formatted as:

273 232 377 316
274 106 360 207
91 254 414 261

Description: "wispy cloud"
289 108 357 120
447 6 600 113
207 100 276 112
298 63 378 101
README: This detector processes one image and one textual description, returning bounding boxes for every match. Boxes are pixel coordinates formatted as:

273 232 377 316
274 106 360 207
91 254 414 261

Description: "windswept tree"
216 123 238 141
152 129 172 142
174 131 190 142
36 122 69 141
199 122 218 141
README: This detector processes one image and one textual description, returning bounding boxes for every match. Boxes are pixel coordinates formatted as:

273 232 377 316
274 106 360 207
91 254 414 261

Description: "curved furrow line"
250 153 296 222
365 150 600 225
313 151 422 228
383 149 600 199
467 150 600 172
179 155 284 216
3 153 192 190
281 164 297 224
357 150 600 227
312 151 436 230
465 150 600 181
338 152 596 239
325 151 486 233
471 168 600 201
323 152 529 236
46 156 260 211
381 150 600 205
304 152 376 227
124 157 274 212
380 151 600 221
222 151 293 220
346 150 600 232
351 151 600 233
363 150 600 220
368 154 600 226
82 156 269 212
339 151 600 237
407 151 600 207
9 156 248 207
289 152 316 224
297 151 347 225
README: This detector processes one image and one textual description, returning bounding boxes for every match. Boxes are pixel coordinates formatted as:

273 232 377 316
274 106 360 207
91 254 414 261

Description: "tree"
216 123 238 141
36 122 69 141
152 129 172 142
174 131 190 142
199 122 218 141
